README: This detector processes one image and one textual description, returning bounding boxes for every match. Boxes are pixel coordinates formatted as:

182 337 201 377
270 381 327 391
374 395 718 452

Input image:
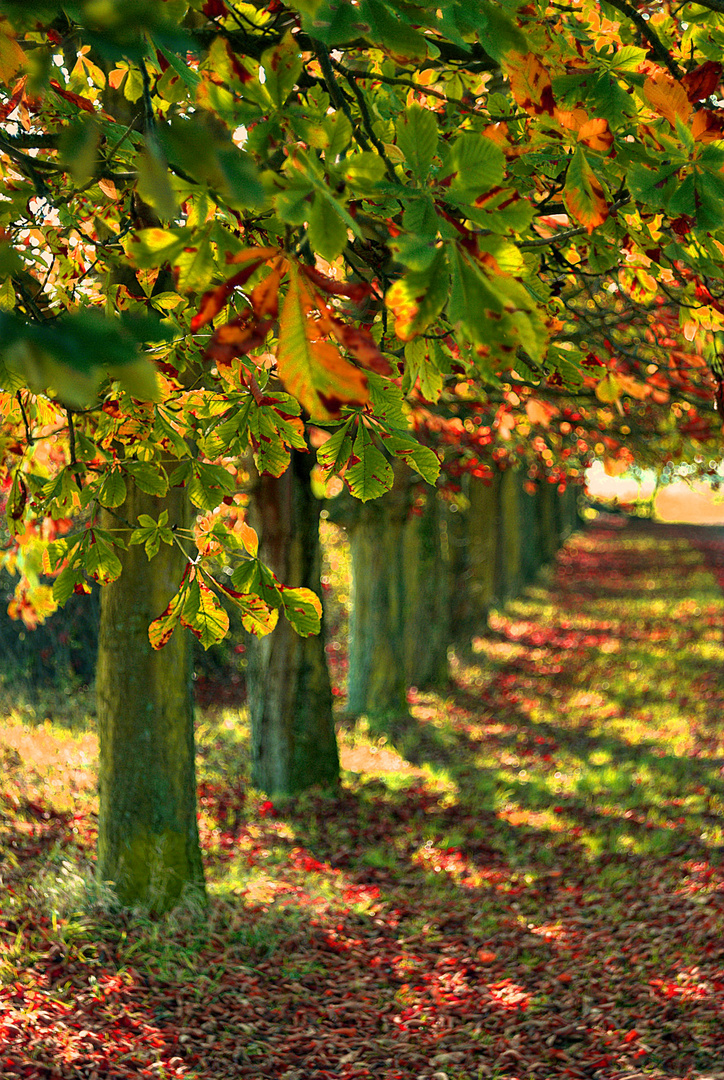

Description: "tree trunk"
519 473 544 584
96 479 205 913
465 472 499 627
247 451 339 797
403 488 451 691
495 467 522 603
347 469 409 719
537 480 561 564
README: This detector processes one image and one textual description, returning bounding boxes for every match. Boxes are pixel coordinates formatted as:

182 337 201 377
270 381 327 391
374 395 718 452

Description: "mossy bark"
519 474 544 584
537 480 560 564
96 479 205 913
247 451 339 797
464 473 499 627
403 490 451 691
495 467 522 602
347 470 409 720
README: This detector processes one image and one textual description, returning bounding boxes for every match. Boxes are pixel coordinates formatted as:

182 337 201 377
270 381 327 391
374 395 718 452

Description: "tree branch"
603 0 682 78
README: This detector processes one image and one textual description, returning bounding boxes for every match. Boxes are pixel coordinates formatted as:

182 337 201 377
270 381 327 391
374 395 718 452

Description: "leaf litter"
2 518 724 1079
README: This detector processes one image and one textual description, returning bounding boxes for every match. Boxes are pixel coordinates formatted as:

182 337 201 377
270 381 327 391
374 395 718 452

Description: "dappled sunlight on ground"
2 519 724 1078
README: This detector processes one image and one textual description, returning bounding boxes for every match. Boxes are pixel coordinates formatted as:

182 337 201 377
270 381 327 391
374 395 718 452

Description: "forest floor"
2 517 724 1080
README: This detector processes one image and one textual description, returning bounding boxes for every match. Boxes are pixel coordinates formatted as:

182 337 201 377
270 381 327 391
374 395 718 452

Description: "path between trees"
1 518 724 1080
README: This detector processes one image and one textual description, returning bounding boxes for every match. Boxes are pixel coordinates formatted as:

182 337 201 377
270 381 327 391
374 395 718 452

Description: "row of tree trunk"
94 462 580 909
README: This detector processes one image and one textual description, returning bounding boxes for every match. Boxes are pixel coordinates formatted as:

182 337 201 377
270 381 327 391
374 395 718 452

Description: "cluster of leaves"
1 0 724 643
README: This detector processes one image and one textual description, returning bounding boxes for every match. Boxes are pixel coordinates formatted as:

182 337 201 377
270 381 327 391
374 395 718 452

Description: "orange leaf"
505 51 555 117
577 117 613 153
277 266 369 420
643 71 692 127
0 20 27 86
525 398 557 427
564 148 608 234
312 291 391 376
691 109 724 143
248 259 285 319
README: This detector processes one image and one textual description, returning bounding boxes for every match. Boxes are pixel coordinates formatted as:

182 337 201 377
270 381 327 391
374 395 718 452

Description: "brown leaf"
681 60 722 102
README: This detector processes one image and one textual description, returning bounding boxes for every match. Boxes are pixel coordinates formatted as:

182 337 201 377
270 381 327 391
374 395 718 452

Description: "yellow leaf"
595 373 621 403
276 265 369 420
238 520 258 557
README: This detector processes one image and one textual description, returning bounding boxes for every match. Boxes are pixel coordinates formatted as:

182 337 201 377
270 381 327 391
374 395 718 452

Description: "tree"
2 0 724 909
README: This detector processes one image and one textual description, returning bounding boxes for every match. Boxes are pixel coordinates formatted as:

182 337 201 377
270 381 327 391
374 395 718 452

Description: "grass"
2 519 724 1078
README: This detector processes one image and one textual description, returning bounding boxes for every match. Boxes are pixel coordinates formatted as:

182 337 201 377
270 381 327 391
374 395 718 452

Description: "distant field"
586 465 724 525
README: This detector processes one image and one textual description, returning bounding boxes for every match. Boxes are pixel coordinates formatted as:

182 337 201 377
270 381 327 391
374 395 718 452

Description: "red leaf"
681 60 722 102
299 264 373 303
49 79 97 114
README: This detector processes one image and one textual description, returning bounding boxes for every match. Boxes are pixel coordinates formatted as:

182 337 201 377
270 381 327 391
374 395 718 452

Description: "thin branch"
66 408 83 489
603 0 682 78
16 392 33 446
335 65 399 184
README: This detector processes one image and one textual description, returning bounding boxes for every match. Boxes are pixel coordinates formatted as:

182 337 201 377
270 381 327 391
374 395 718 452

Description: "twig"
16 392 33 446
66 408 83 489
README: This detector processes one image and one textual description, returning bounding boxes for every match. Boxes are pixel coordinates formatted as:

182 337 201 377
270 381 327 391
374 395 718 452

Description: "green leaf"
58 116 100 187
136 141 179 221
84 536 122 585
383 431 440 483
52 565 84 607
149 583 186 650
396 104 438 182
307 194 349 261
280 586 322 636
476 1 527 60
181 579 230 649
262 31 303 109
445 132 505 197
97 469 127 509
346 425 393 501
173 238 216 293
219 579 279 636
402 338 443 402
324 111 353 159
0 278 16 312
316 423 355 474
125 461 169 497
386 247 449 340
187 461 235 511
448 246 505 338
128 227 194 269
230 560 261 594
341 152 387 192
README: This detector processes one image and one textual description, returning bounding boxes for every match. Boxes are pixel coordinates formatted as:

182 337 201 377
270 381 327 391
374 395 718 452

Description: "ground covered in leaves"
2 518 724 1080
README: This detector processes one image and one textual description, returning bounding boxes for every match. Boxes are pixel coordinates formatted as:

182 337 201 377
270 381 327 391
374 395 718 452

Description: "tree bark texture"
519 474 545 584
495 467 522 602
247 451 339 797
347 468 409 719
96 479 205 913
464 472 499 628
402 489 451 690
